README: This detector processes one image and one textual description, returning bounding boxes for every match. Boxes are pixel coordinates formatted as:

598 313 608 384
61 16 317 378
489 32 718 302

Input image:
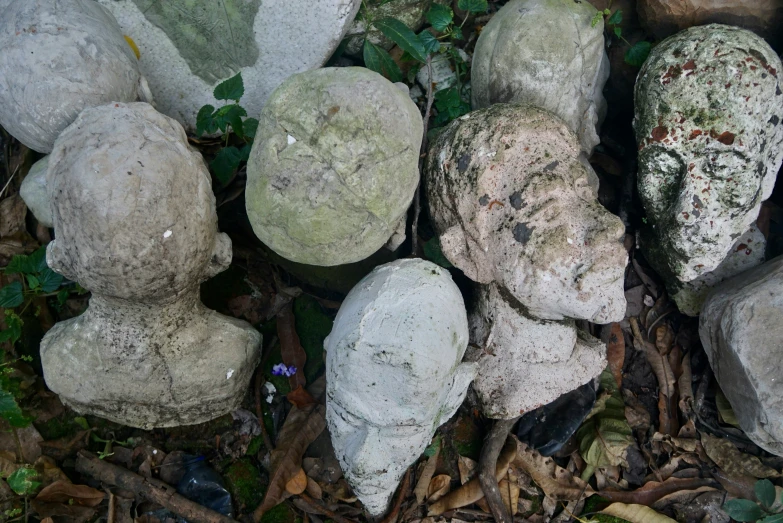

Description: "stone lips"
95 0 361 132
0 0 142 153
699 255 783 456
634 24 783 283
471 0 610 154
246 67 423 267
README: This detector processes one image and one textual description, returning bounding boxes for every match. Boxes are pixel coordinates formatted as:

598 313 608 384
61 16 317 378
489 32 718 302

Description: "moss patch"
224 457 267 513
259 502 299 523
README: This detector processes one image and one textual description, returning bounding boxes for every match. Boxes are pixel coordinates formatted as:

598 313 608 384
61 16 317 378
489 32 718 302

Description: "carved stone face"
46 102 231 301
425 104 627 323
634 24 783 283
325 259 477 516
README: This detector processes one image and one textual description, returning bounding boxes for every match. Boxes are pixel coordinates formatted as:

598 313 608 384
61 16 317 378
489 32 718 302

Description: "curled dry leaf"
599 477 717 506
427 436 517 516
700 432 781 479
475 475 519 516
414 446 440 504
605 322 625 389
305 476 322 500
513 441 594 501
277 302 307 390
426 474 451 502
285 468 308 495
458 455 478 485
34 480 105 507
600 502 677 523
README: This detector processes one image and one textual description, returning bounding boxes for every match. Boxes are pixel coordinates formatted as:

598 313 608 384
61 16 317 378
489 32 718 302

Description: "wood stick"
76 450 235 523
478 418 518 523
380 468 411 523
297 494 357 523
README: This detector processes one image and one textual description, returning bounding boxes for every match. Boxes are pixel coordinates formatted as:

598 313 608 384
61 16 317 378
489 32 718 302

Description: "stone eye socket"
704 151 760 209
638 147 686 215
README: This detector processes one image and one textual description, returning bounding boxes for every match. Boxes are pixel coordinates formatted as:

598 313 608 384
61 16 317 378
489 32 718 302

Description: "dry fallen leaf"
631 318 678 435
277 302 307 390
285 468 308 495
458 455 478 485
700 432 781 479
305 476 322 500
414 445 440 504
426 474 451 502
606 322 625 389
599 477 717 506
514 441 594 501
34 480 105 507
601 502 677 523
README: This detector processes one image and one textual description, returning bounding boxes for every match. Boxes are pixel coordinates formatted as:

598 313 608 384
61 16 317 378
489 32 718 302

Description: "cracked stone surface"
700 255 783 456
246 67 423 266
471 0 610 153
0 0 145 153
20 156 52 228
95 0 360 132
326 259 477 516
467 284 607 419
634 24 783 284
40 103 261 429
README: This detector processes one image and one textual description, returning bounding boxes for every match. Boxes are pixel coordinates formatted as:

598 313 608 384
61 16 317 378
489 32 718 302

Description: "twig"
107 490 116 523
254 371 275 453
75 450 234 523
380 468 411 523
298 494 358 523
478 418 518 523
0 164 20 200
411 55 435 257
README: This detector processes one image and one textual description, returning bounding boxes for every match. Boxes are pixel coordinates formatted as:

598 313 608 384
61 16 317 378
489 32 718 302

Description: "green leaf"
7 467 39 496
239 144 252 163
0 282 24 308
293 295 333 384
724 499 765 522
214 104 248 136
591 11 604 28
457 0 488 13
423 237 453 268
433 87 470 126
0 312 22 345
426 4 453 32
607 9 622 26
213 72 244 101
760 514 783 523
625 41 652 67
38 268 63 293
244 117 259 139
196 104 218 137
614 26 622 38
210 146 243 185
25 275 39 290
56 289 69 306
756 479 777 509
0 387 28 428
450 25 463 40
419 31 441 55
603 8 611 15
374 17 428 63
5 246 46 275
74 417 90 430
363 40 403 82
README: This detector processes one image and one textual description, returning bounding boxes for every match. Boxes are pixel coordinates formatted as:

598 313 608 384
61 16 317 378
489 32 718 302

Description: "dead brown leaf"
414 445 440 503
426 475 451 502
606 323 625 388
700 432 781 479
631 318 678 436
305 476 322 500
0 195 27 237
35 480 104 506
599 477 717 506
287 386 316 409
513 441 593 501
253 401 327 520
277 302 307 390
458 455 478 485
285 468 308 495
30 500 96 523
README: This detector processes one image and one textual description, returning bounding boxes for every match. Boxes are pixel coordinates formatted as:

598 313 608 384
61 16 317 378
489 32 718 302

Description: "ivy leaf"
433 87 470 126
607 9 622 26
625 41 652 67
196 104 218 137
213 72 244 102
374 17 428 63
723 499 765 522
756 479 777 509
614 26 622 38
244 117 259 139
7 467 39 495
0 282 24 308
363 40 403 82
6 246 46 275
0 387 29 428
0 312 22 345
426 4 453 32
457 0 488 13
214 104 248 137
210 146 243 185
239 143 252 163
419 31 441 55
38 268 63 293
25 275 40 290
591 11 604 28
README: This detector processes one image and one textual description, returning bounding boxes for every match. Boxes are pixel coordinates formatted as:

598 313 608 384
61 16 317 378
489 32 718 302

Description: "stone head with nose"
634 24 783 283
325 259 477 517
425 103 627 324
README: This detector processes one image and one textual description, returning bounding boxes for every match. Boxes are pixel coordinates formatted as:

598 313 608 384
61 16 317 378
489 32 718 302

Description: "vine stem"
411 55 434 257
478 417 519 523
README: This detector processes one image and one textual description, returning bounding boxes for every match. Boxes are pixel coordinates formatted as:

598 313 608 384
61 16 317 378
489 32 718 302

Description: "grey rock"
96 0 361 132
246 67 423 266
0 0 145 153
41 103 261 429
700 255 783 456
471 0 610 153
19 156 52 228
634 24 783 284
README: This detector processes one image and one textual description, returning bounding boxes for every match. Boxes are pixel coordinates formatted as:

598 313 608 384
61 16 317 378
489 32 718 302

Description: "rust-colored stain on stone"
651 126 669 141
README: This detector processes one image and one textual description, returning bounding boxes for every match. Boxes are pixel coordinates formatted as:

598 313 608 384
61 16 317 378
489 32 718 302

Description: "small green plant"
6 467 39 497
724 479 783 522
591 4 652 67
195 72 259 185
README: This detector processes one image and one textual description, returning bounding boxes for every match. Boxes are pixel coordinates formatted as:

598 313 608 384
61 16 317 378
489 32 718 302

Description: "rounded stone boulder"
246 67 423 266
0 0 146 153
471 0 610 153
20 156 52 228
95 0 361 132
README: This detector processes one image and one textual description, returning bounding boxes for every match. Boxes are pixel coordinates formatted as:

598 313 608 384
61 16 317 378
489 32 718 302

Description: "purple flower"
271 363 297 377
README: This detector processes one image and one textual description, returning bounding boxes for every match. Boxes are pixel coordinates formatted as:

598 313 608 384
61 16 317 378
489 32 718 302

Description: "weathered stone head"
246 67 423 266
471 0 610 153
41 103 260 429
634 24 783 283
425 104 627 323
325 259 477 516
0 0 149 153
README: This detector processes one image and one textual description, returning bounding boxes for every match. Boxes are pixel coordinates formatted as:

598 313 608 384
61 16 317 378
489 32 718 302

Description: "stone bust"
425 104 627 418
325 259 477 516
634 24 783 285
40 102 261 429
